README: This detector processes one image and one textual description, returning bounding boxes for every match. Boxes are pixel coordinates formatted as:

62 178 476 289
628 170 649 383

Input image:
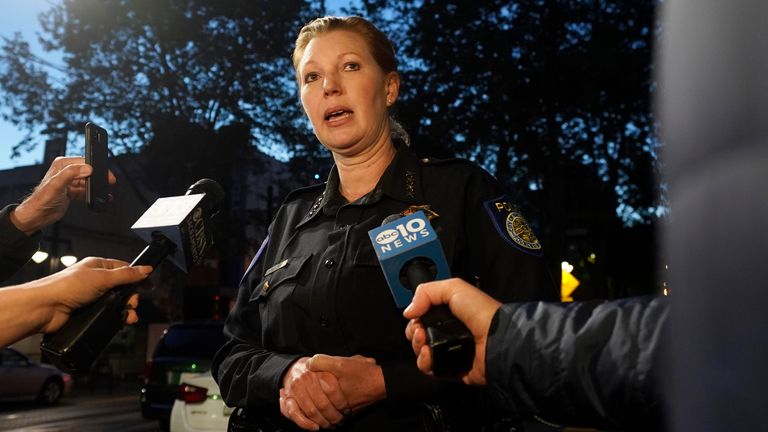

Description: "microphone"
40 179 224 373
368 211 474 377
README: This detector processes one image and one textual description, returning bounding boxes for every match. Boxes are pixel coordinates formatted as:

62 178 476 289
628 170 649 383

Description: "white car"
169 371 232 432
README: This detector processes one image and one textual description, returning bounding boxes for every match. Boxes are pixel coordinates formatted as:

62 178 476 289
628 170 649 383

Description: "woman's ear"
385 72 400 106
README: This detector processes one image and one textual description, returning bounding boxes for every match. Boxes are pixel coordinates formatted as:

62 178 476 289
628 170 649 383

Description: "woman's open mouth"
324 108 354 122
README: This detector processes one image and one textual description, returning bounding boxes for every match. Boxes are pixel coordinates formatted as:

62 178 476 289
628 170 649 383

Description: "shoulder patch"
482 196 543 257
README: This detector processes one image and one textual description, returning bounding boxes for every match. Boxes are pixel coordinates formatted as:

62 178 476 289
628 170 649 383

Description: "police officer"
213 16 557 432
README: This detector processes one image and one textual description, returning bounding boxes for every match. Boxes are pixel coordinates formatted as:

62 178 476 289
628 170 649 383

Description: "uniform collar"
371 143 424 205
296 144 424 228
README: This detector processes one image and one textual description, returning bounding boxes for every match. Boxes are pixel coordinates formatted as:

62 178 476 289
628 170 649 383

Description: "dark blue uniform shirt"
213 144 557 431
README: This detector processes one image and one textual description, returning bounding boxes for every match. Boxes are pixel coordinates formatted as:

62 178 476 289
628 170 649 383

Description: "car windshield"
154 325 225 358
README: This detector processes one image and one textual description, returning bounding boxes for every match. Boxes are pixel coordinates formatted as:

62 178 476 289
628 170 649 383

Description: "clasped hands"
280 354 385 430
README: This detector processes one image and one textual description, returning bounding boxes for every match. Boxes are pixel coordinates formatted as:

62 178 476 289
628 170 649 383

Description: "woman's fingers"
280 388 321 431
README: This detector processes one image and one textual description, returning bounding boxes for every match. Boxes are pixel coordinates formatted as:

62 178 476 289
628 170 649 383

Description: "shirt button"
324 259 336 268
320 317 329 328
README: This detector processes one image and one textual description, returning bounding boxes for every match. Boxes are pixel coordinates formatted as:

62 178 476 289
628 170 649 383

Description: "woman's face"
298 30 399 157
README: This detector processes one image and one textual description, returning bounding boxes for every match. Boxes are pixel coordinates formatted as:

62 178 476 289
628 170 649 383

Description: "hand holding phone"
85 122 109 212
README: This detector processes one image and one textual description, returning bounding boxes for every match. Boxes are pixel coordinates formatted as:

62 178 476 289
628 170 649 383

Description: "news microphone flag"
367 210 450 308
131 194 209 273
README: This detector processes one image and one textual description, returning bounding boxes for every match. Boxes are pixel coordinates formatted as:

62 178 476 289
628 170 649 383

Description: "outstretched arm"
1 157 117 281
0 257 150 347
404 278 667 430
10 156 116 235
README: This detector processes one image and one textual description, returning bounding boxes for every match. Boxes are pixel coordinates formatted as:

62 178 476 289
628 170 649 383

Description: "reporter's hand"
10 156 116 235
280 357 349 431
403 278 501 386
38 257 151 333
306 354 383 414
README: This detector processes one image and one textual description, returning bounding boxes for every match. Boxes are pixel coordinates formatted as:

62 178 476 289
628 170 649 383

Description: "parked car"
140 322 226 431
170 371 232 432
0 346 73 404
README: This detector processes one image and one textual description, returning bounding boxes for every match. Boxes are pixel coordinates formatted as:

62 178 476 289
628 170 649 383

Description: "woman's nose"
323 74 341 96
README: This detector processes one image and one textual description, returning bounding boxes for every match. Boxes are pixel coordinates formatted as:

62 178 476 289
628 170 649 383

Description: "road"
0 391 159 432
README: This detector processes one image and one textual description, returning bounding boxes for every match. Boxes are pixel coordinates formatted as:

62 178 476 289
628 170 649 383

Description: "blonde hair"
292 16 410 146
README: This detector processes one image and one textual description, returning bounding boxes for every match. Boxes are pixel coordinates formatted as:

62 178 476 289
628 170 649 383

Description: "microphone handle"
41 233 176 373
405 262 475 377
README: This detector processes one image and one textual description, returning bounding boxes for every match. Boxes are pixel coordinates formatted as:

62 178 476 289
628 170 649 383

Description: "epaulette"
280 182 326 206
417 156 470 166
418 156 496 181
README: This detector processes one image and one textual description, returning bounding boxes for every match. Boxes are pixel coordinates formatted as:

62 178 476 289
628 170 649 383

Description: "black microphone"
40 179 224 373
369 211 474 377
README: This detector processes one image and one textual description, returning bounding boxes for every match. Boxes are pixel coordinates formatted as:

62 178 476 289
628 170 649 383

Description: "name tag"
264 259 289 276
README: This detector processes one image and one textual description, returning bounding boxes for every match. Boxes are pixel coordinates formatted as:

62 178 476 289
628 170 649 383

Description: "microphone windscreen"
368 210 451 308
132 179 224 272
382 213 401 225
187 178 225 212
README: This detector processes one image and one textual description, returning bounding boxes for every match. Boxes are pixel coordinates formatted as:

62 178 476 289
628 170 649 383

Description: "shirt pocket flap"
249 254 312 302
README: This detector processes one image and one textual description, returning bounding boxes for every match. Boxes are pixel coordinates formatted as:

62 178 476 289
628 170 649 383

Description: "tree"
0 0 314 156
2 0 665 297
353 0 663 294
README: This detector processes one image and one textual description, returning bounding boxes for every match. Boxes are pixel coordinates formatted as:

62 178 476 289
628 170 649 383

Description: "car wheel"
38 378 64 404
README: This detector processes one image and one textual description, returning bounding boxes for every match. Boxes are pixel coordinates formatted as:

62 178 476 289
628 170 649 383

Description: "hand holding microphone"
368 211 474 377
404 278 502 386
40 179 224 373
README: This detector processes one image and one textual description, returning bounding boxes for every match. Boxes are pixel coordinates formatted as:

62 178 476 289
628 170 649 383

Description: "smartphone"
84 122 109 212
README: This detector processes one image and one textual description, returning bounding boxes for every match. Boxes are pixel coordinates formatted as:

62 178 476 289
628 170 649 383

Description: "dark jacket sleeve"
212 237 301 408
485 295 668 430
0 204 41 282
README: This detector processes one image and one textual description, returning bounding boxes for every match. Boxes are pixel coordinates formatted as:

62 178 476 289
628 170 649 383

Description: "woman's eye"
344 62 360 71
304 72 319 83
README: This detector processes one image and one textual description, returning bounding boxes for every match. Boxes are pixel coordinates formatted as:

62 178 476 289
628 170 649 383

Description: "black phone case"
85 122 109 212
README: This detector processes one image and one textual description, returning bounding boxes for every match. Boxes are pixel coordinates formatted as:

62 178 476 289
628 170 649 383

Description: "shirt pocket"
352 242 381 268
249 254 312 303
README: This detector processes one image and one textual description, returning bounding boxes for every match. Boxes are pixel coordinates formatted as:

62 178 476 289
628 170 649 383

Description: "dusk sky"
0 0 352 170
0 0 54 169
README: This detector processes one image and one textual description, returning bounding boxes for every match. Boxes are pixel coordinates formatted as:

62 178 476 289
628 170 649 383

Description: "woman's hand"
280 357 349 430
306 354 385 414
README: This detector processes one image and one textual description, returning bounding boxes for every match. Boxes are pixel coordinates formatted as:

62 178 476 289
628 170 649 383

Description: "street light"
60 254 78 267
32 236 78 271
31 250 49 264
561 260 580 302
